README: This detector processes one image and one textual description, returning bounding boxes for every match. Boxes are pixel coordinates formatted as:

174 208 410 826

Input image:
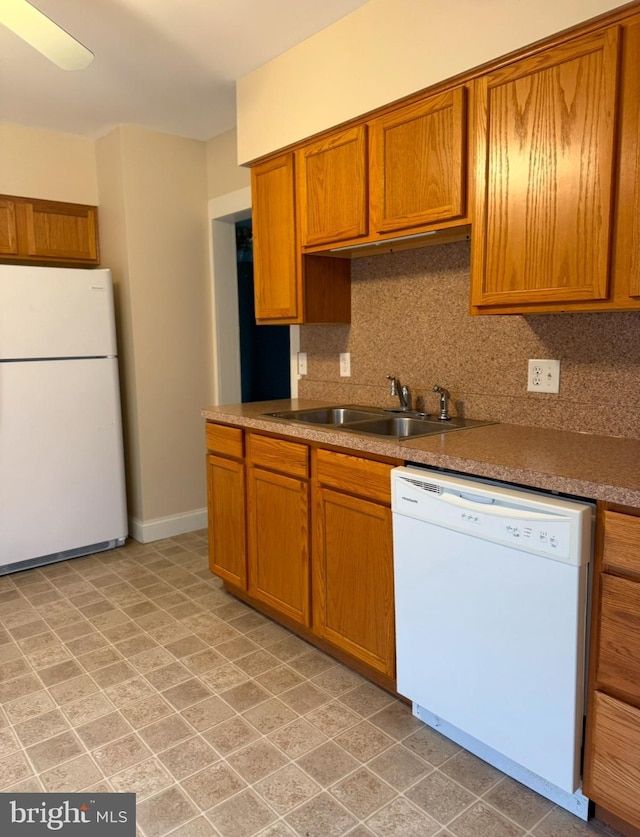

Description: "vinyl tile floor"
0 534 625 837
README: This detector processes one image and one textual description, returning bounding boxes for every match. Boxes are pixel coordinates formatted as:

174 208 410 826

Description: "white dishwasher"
392 466 594 819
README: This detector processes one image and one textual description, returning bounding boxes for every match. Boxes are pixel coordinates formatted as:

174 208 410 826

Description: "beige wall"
299 244 640 440
0 123 97 203
96 126 212 530
206 128 250 198
237 0 625 162
2 120 214 538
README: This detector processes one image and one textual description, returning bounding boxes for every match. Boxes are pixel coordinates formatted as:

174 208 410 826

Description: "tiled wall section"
299 242 640 439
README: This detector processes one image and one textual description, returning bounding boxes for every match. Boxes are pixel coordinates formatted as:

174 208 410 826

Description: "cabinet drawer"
205 423 244 459
585 690 640 829
248 433 308 478
602 511 640 576
315 449 394 505
597 573 640 702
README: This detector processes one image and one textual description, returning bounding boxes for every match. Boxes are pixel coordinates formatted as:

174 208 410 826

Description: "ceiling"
0 0 370 141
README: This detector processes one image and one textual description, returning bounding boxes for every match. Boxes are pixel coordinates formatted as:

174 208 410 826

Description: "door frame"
208 187 299 406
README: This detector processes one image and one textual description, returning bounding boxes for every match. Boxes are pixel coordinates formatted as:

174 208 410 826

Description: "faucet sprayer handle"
386 375 399 396
433 385 450 421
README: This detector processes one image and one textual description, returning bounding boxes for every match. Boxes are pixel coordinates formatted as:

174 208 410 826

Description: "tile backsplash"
299 242 640 440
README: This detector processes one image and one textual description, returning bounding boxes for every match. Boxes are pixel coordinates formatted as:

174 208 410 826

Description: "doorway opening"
235 219 290 402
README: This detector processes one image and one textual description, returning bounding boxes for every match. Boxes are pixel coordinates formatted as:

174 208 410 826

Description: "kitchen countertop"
202 399 640 508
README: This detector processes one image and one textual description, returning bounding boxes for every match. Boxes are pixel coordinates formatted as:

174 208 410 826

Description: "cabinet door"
0 198 18 255
596 573 640 703
207 454 247 588
313 486 395 677
613 18 640 300
247 466 310 626
584 690 640 829
471 28 619 308
297 125 368 247
369 88 466 234
25 200 99 263
251 154 300 321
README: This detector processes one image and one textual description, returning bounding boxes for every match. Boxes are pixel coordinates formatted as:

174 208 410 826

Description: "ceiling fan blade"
0 0 94 70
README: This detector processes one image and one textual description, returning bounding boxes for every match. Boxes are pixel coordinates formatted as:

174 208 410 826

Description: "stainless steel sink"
265 406 385 425
340 416 456 438
264 404 495 439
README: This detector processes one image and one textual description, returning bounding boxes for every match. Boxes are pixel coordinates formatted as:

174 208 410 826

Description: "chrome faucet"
386 375 412 411
433 385 450 420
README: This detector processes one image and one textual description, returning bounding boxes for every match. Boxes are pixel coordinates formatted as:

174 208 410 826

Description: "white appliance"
0 265 127 572
392 465 593 819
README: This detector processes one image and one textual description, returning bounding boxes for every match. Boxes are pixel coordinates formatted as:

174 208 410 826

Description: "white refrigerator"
0 265 128 573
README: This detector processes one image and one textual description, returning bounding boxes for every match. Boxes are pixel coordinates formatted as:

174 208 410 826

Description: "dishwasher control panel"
392 467 593 565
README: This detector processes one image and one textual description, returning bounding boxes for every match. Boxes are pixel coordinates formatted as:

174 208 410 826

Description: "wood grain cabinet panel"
25 201 98 262
601 510 640 576
251 154 299 321
369 87 466 234
0 195 99 265
206 454 247 588
614 18 640 301
251 154 352 325
584 691 640 829
471 27 619 309
247 466 310 626
597 573 640 703
296 125 368 247
0 198 18 255
313 486 395 677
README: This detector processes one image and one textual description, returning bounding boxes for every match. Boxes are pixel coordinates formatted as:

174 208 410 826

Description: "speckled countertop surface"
202 399 640 508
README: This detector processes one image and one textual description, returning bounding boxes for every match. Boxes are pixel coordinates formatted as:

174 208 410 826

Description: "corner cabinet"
584 507 640 834
250 154 351 325
0 194 99 265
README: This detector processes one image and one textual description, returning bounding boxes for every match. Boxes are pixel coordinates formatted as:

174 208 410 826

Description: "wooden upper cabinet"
0 195 99 265
296 125 368 247
369 87 466 235
613 17 640 301
471 27 620 309
251 154 299 321
0 198 18 255
25 200 98 262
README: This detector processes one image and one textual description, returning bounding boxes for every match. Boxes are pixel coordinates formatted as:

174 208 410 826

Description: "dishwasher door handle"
437 489 571 522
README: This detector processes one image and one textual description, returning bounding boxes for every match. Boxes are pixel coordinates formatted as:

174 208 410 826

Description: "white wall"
237 0 625 162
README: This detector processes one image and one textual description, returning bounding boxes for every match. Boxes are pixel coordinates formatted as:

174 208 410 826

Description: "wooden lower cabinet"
206 423 247 587
313 486 395 677
205 422 400 686
585 691 640 830
206 455 246 587
584 507 640 833
247 465 310 626
245 432 311 627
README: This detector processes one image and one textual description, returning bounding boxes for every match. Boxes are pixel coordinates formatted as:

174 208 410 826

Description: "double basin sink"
264 405 494 440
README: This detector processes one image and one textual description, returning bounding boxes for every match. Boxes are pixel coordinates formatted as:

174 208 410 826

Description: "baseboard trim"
129 509 207 544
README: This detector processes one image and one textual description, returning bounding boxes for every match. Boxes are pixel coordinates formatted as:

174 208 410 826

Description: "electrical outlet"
297 352 307 376
339 352 351 377
528 359 560 393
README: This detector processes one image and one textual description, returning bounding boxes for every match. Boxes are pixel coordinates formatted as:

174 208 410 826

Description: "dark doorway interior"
236 219 291 403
